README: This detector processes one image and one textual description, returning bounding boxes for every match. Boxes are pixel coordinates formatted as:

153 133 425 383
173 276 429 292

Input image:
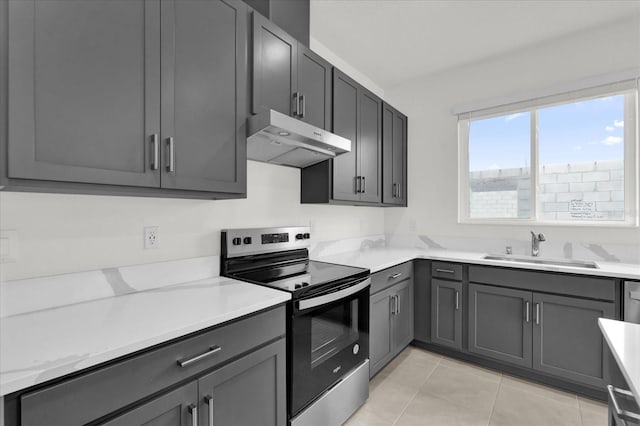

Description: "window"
458 80 638 226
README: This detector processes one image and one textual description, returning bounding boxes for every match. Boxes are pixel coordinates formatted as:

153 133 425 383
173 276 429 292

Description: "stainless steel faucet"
530 231 546 257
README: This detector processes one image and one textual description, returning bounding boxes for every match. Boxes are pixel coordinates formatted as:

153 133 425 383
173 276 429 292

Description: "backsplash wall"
0 161 385 281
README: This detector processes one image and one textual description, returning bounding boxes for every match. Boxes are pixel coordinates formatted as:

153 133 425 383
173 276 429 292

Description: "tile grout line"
485 373 503 426
391 354 443 426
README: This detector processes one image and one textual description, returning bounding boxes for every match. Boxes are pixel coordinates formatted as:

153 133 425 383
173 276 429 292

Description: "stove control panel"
222 226 311 258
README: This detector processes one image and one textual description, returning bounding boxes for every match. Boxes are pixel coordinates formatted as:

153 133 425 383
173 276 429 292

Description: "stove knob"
303 233 310 239
294 284 302 289
243 237 252 244
295 233 304 240
232 237 242 246
301 282 309 287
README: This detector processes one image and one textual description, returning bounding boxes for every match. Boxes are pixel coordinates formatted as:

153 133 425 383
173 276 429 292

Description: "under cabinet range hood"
246 109 351 168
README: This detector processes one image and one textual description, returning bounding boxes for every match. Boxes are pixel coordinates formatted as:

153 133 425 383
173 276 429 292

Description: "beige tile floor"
345 346 608 426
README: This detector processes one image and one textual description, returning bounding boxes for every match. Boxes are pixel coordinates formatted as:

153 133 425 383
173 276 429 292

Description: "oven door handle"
298 278 371 311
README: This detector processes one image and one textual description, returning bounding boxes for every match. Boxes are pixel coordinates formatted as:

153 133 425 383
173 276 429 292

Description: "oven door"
290 277 370 417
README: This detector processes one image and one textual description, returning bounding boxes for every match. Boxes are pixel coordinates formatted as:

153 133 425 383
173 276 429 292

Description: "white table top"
0 276 290 396
599 318 640 406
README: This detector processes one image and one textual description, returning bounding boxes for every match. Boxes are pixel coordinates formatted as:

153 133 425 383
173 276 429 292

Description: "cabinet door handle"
395 295 400 315
166 137 175 173
390 273 402 279
299 94 305 118
354 176 360 193
150 134 159 171
293 92 299 117
361 176 366 193
177 345 222 367
205 395 214 426
534 303 540 325
392 183 397 197
525 301 530 323
188 404 198 426
398 182 401 198
455 291 460 310
607 385 640 421
435 268 455 274
390 295 396 315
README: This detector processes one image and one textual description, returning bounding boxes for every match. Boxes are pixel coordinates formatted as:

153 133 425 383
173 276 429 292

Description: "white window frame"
458 79 639 227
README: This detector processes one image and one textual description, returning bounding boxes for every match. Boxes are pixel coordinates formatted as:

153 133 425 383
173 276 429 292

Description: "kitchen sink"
483 254 599 269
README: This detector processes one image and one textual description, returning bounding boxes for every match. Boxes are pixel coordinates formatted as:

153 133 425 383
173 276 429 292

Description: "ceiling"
310 0 640 90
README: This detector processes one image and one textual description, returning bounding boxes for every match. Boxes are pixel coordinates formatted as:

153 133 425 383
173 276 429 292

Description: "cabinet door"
413 260 431 343
8 0 161 187
382 103 407 206
391 279 414 353
252 12 297 116
160 0 247 193
331 69 359 202
468 284 533 368
431 279 462 350
100 382 197 426
297 45 332 130
198 339 286 426
533 293 615 388
370 286 394 378
358 89 382 203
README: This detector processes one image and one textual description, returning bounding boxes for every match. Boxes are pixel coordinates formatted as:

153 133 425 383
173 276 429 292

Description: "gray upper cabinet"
301 68 382 205
468 283 533 368
331 69 360 202
6 0 247 197
198 339 286 426
431 279 462 350
297 44 332 129
252 12 331 129
100 382 197 426
382 102 407 206
532 292 614 388
160 0 247 193
8 0 161 188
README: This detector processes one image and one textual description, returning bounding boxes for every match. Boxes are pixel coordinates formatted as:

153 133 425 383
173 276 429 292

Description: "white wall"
384 17 640 247
0 161 384 280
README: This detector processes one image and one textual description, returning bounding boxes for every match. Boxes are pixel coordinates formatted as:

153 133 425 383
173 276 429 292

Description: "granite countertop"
0 276 290 396
313 247 640 279
599 318 640 406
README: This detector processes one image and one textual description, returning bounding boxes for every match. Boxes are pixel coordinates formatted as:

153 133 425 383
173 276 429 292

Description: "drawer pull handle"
177 345 222 368
607 385 640 421
390 273 403 279
205 395 214 426
435 268 455 274
188 404 198 426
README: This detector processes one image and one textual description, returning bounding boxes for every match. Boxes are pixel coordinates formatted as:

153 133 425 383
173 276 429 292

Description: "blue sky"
468 94 625 171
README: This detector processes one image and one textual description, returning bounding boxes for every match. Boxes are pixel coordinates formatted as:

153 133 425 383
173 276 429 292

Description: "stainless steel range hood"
246 109 351 168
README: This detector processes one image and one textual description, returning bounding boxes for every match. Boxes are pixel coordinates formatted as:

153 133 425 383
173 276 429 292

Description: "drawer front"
21 306 286 426
431 261 463 281
371 261 413 294
469 265 616 301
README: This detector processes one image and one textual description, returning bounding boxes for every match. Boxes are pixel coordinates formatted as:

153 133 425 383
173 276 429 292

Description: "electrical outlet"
144 226 159 249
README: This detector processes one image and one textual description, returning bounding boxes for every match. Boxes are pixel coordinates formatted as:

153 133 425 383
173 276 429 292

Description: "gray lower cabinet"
468 283 533 368
431 279 462 350
15 307 286 426
5 0 247 197
198 339 286 426
533 292 614 388
413 260 431 343
370 275 414 378
100 382 198 426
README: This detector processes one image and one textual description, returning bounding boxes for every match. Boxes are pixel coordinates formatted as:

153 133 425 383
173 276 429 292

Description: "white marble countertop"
314 247 640 279
0 276 290 396
599 318 640 406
